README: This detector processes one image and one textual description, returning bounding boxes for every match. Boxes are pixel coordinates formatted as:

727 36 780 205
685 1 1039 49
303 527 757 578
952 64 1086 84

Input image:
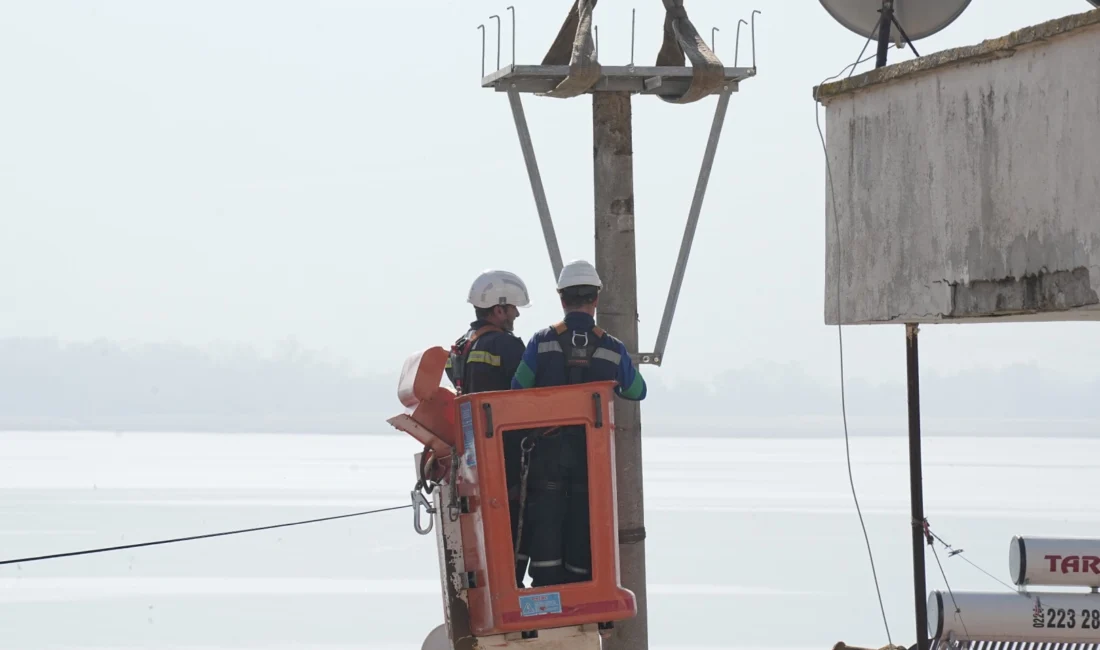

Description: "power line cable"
0 504 411 567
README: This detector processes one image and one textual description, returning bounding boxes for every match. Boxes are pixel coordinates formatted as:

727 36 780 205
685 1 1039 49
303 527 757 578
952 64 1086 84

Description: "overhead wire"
814 32 899 648
924 524 971 640
923 522 1018 593
919 519 1038 644
0 504 410 567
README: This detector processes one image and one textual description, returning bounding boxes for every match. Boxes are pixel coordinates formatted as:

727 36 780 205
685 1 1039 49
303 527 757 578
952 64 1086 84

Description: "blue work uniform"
445 320 525 395
444 320 529 586
510 311 646 587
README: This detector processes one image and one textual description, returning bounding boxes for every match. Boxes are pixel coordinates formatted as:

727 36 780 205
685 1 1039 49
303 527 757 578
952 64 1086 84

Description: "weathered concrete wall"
817 10 1100 325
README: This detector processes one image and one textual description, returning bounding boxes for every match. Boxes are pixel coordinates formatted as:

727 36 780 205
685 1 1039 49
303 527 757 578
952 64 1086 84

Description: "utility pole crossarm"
482 65 754 97
494 67 747 353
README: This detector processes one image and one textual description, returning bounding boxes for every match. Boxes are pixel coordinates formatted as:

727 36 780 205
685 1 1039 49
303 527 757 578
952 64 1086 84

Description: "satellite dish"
819 0 973 43
421 624 449 650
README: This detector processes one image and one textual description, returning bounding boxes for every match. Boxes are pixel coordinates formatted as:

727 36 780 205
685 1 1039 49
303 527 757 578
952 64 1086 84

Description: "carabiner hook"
571 330 589 348
412 489 436 535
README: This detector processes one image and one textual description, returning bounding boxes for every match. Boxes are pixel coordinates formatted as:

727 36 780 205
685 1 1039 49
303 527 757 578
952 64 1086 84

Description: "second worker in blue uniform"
511 259 647 587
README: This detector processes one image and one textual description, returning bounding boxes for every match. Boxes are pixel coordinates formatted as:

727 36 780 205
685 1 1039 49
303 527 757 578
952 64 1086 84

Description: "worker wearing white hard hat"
445 268 532 587
555 258 603 291
466 269 532 317
509 259 647 588
446 269 530 394
511 258 645 399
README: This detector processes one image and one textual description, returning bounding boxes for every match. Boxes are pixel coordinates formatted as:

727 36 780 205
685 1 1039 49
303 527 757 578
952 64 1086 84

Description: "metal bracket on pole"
507 88 564 281
638 86 733 366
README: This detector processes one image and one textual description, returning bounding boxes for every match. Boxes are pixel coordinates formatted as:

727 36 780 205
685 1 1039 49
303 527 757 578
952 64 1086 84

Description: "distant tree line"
0 338 1096 433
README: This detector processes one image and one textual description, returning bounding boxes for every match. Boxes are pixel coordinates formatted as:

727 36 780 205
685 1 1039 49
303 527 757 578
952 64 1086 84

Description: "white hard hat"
557 259 602 291
467 269 532 309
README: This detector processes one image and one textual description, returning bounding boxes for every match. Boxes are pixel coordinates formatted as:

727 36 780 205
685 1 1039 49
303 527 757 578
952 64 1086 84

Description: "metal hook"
711 27 719 53
630 8 636 66
477 24 485 78
734 19 748 67
507 6 516 68
751 10 761 69
447 447 460 522
594 25 599 61
490 14 501 71
412 489 436 535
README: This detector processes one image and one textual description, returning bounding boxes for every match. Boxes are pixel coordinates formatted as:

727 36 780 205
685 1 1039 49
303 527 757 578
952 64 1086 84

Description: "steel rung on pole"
651 88 732 362
507 89 564 281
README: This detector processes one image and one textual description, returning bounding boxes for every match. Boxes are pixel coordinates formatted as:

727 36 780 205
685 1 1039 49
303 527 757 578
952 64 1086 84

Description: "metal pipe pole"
906 323 928 650
876 0 894 68
873 22 926 648
592 90 647 650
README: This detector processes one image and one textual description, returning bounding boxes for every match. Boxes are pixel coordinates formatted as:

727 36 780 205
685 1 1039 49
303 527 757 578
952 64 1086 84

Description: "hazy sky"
3 0 1097 387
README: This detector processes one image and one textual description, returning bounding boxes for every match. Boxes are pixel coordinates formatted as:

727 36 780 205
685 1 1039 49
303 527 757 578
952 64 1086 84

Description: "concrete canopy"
815 10 1100 326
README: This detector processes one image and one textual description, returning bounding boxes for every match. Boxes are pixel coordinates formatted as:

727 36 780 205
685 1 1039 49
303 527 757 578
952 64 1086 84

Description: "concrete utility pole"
592 91 647 649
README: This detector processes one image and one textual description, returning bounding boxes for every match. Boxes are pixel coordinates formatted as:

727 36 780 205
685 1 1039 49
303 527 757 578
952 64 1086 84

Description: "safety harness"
551 320 606 385
410 324 506 535
513 320 605 559
447 323 503 396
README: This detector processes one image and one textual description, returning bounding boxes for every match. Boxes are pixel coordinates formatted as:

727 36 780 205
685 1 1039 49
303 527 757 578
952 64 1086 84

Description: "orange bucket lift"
388 347 637 647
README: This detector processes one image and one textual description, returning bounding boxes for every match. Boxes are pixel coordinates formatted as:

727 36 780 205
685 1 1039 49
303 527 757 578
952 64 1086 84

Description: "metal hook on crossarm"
490 14 502 71
751 10 761 69
478 24 486 78
711 27 720 53
734 19 748 67
412 489 436 535
630 8 636 66
507 6 516 68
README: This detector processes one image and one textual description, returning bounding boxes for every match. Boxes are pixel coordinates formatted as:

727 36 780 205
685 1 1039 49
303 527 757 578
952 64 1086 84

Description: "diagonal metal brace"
507 89 564 281
640 87 733 366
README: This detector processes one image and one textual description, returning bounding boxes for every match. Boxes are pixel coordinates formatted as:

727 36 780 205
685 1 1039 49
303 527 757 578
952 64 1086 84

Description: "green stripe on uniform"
620 373 645 399
513 361 536 388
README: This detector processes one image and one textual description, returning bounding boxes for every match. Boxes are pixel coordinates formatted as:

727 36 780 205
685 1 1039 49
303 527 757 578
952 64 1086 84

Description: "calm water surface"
1 430 1097 649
